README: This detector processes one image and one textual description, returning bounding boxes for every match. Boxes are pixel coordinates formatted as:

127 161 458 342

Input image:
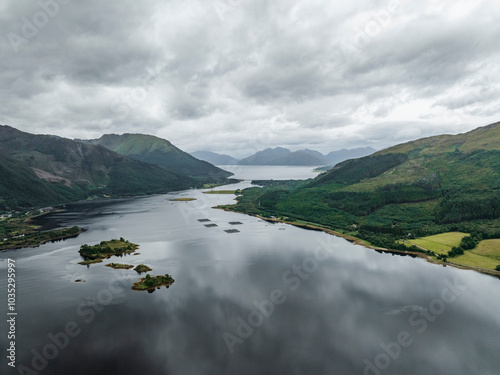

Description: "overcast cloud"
1 0 499 157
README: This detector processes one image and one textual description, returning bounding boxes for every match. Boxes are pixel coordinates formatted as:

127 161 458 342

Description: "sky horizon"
1 1 499 157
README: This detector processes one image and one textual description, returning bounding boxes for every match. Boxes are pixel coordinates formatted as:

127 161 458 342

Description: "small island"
78 238 138 265
169 198 196 201
105 263 134 270
134 264 152 273
131 273 175 292
78 258 103 265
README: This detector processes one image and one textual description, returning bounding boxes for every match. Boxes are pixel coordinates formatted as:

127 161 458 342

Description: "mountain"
304 123 499 197
324 147 377 166
229 121 500 250
269 150 326 165
191 151 239 165
238 147 292 165
297 149 326 160
82 134 232 180
238 147 376 166
0 150 79 211
238 147 325 165
0 125 197 211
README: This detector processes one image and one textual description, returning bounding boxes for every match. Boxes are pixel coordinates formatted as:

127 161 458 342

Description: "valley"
2 2 500 374
2 122 499 276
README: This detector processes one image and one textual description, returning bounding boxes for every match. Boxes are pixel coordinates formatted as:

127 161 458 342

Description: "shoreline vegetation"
131 273 175 292
216 205 500 278
202 181 243 189
0 224 82 251
78 238 138 265
203 189 242 195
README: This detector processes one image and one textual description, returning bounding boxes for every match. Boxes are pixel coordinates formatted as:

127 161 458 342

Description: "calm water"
218 165 321 180
1 167 500 375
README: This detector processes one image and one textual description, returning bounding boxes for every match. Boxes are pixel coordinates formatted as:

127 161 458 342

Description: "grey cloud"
0 0 499 151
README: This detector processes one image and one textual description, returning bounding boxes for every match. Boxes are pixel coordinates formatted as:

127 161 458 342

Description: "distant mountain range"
0 123 379 213
191 147 376 166
0 126 231 212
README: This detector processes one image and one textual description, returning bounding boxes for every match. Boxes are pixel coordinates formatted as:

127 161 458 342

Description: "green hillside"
85 133 232 180
227 122 500 266
0 151 82 211
0 125 197 212
376 121 500 155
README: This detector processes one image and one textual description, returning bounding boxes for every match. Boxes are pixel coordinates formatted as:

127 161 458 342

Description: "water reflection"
1 178 500 375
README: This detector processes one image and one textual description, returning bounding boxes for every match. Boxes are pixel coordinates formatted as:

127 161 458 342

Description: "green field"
452 239 500 270
406 234 500 270
407 232 469 255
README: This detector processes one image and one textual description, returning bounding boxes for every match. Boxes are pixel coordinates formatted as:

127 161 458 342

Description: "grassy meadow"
406 232 469 255
404 233 500 271
452 239 500 270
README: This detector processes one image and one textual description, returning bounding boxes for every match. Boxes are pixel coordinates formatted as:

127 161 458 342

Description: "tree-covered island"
131 273 175 292
78 238 138 265
134 264 152 273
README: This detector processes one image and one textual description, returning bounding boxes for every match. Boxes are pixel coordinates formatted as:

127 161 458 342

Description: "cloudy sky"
0 0 499 157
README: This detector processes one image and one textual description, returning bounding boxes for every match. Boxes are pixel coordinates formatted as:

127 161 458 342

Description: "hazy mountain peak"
237 146 376 166
191 151 239 165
